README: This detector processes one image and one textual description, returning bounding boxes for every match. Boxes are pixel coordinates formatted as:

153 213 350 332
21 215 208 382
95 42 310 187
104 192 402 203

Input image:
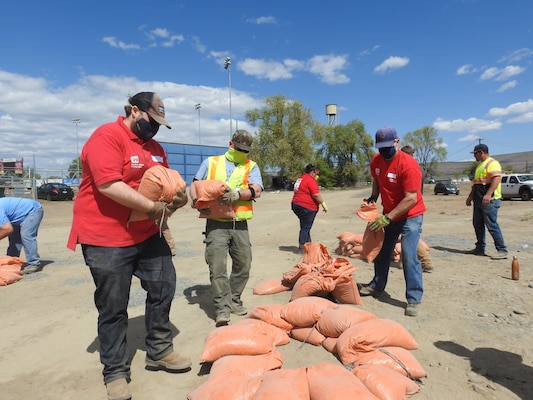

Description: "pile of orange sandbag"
189 296 425 400
0 256 25 286
253 242 363 306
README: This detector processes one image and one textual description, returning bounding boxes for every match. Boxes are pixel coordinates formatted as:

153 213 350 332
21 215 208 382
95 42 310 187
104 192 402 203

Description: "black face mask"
132 117 160 141
379 146 397 160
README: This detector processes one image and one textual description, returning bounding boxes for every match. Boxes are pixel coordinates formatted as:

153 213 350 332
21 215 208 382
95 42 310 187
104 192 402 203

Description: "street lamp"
194 103 201 145
72 117 81 182
224 57 232 137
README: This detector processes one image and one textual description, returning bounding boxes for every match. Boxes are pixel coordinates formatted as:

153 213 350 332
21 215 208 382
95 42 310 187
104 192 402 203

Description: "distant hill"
434 151 533 178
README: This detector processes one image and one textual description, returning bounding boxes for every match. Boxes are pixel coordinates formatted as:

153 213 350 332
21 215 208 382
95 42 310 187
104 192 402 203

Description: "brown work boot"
106 378 131 400
145 351 192 372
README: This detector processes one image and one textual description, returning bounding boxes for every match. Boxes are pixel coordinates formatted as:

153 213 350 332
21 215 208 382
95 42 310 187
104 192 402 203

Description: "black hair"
305 164 317 173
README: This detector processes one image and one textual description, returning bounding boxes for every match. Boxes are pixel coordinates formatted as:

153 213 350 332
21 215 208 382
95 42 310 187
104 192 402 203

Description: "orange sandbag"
356 202 380 222
331 274 364 306
129 165 186 221
336 319 419 365
316 305 376 338
336 232 364 244
199 321 276 362
254 367 309 400
0 256 26 267
353 347 427 379
362 225 384 263
282 262 314 285
290 272 336 301
307 363 379 400
247 304 294 332
209 350 284 379
322 337 338 353
0 270 23 286
191 179 235 219
232 319 291 346
253 278 292 295
301 242 332 265
354 364 421 400
187 373 262 400
290 326 326 346
280 296 338 327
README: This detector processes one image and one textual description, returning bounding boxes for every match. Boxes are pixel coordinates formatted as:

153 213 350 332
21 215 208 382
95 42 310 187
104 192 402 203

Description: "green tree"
245 95 318 181
319 120 374 187
402 126 447 182
68 157 81 179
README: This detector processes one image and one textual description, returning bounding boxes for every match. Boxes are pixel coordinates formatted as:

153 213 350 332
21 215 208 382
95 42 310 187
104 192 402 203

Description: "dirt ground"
1 184 532 400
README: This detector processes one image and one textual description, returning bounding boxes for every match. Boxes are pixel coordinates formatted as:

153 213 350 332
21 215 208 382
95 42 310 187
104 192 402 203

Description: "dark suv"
434 182 460 196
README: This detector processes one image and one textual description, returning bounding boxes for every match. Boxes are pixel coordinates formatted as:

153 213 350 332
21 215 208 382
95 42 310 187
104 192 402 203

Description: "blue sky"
1 0 532 173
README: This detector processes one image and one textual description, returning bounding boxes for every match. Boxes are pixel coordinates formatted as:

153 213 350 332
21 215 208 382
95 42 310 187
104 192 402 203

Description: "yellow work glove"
321 201 328 212
368 214 390 231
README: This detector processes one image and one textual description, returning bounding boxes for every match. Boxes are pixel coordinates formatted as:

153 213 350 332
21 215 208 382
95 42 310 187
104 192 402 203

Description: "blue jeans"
204 219 251 316
82 233 176 384
7 207 43 266
369 215 424 304
472 199 507 252
291 202 318 249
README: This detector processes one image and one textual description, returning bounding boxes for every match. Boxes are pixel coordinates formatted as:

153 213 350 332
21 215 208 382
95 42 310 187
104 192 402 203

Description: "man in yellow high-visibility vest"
190 130 264 327
465 143 508 259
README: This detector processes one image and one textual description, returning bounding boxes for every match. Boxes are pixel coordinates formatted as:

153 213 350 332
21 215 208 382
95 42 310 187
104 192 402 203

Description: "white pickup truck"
501 173 533 201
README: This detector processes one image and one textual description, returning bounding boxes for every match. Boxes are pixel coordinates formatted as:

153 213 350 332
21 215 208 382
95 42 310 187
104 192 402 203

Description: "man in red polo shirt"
67 92 189 400
359 126 426 317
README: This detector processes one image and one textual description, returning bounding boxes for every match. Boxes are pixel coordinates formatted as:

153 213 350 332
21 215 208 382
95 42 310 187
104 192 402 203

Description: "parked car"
37 183 74 201
501 174 533 201
434 182 460 195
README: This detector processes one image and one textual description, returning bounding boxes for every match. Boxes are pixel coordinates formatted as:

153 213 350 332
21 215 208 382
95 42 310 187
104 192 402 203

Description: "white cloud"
498 48 533 63
102 37 140 51
480 65 525 81
479 67 499 81
238 54 349 84
488 99 533 117
239 58 296 80
373 56 410 74
307 54 350 84
433 117 502 133
248 16 277 25
456 64 476 75
496 80 517 93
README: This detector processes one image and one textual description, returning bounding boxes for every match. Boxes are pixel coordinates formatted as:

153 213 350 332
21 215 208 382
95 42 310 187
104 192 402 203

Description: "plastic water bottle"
511 256 519 281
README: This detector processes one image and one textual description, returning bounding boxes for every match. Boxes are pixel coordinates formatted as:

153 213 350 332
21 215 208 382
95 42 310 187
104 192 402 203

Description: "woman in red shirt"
291 164 328 250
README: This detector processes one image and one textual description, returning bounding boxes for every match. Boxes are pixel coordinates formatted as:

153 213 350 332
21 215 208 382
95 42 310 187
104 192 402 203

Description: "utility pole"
194 103 201 145
72 117 81 181
224 57 232 137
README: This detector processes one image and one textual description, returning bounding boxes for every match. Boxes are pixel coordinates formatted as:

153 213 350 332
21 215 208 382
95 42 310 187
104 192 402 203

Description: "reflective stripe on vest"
473 158 496 185
207 155 255 220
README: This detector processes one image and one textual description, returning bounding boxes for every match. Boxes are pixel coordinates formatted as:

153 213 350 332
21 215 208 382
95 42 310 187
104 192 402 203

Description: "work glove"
364 195 378 205
167 190 188 211
321 201 328 212
146 201 167 221
368 214 391 231
220 189 241 204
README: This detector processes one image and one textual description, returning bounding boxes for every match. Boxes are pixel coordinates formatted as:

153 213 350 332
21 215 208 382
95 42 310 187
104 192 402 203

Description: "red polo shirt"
67 116 168 249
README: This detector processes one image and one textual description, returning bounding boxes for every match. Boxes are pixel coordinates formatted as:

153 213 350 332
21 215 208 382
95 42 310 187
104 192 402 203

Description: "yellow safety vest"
207 155 255 220
473 157 502 200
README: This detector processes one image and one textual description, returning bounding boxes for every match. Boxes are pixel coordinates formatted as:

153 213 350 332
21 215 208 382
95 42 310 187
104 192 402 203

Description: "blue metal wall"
159 142 227 184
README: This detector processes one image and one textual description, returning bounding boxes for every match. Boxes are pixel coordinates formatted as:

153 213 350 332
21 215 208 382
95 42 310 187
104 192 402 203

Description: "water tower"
326 104 337 126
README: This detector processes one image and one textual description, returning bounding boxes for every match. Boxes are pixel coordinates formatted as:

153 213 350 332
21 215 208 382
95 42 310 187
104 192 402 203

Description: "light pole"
224 57 232 137
194 103 201 145
72 117 81 181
